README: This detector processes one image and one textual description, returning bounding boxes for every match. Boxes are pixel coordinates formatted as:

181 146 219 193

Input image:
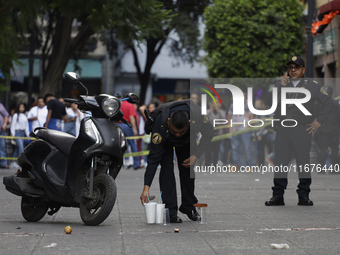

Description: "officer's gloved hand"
182 155 198 168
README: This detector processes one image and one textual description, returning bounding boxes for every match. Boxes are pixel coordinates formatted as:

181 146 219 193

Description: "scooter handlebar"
64 98 78 104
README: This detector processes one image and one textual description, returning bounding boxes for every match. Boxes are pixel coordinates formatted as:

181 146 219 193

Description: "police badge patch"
152 133 162 144
320 88 328 95
292 56 297 61
204 115 210 123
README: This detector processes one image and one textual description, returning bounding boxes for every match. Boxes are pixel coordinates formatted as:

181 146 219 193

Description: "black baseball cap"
286 56 305 67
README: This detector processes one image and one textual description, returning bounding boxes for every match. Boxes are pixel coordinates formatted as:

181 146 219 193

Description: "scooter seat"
36 129 77 155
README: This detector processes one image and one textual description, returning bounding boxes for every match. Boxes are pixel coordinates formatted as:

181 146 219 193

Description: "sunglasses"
288 65 303 70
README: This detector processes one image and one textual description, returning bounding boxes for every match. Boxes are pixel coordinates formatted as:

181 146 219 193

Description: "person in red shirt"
119 100 141 170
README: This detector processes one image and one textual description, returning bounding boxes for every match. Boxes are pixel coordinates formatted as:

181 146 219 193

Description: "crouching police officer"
140 100 213 223
265 56 333 206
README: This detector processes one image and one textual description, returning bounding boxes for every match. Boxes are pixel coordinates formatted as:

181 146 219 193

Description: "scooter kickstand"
47 206 61 216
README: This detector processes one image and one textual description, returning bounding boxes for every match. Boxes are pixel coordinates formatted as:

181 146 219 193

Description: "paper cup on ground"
144 202 157 224
156 204 165 224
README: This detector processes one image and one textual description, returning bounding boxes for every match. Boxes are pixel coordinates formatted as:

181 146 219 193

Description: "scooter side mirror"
65 72 88 96
65 72 81 84
127 93 139 104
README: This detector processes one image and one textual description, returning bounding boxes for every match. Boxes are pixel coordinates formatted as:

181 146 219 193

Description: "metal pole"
306 0 315 78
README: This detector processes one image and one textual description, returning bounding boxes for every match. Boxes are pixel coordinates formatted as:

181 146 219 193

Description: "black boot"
265 196 285 206
170 215 183 223
179 208 201 221
298 196 313 206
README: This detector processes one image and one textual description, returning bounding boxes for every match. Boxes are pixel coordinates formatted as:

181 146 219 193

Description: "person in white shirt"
74 104 84 137
63 103 78 136
10 103 29 158
27 97 48 132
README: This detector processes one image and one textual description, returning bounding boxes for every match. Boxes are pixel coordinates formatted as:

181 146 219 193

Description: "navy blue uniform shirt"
144 103 214 187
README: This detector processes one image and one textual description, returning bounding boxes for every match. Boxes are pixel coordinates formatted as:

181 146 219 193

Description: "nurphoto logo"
200 84 312 128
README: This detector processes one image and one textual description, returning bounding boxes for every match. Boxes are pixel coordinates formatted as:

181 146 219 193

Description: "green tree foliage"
0 0 44 96
203 0 304 78
0 1 47 68
39 0 171 96
0 0 171 97
125 0 210 105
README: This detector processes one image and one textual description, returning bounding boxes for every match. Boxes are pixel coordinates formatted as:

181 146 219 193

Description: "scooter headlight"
101 97 120 117
84 119 103 144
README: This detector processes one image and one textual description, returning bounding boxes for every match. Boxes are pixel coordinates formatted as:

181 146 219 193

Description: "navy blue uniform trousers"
273 125 312 197
159 144 198 216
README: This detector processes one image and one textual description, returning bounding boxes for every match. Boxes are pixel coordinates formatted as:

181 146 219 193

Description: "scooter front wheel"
21 196 48 222
80 174 117 226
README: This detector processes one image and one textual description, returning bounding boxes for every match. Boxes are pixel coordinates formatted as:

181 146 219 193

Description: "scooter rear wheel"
21 196 48 222
80 174 117 226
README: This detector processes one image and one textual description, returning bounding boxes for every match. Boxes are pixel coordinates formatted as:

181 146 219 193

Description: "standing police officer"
265 56 333 206
140 100 213 223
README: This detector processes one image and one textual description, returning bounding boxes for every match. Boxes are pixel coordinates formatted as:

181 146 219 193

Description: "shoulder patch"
152 133 162 144
204 115 210 123
320 87 328 95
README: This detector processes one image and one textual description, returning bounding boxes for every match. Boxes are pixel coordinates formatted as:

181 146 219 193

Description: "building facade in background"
314 0 340 97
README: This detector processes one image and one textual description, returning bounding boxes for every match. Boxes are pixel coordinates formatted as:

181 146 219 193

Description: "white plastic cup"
144 202 157 224
156 204 165 224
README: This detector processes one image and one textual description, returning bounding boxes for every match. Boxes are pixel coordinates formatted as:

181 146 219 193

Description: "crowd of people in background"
1 88 340 172
0 94 84 169
137 89 340 173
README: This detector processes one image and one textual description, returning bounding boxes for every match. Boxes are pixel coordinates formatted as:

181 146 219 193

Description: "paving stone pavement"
0 165 340 255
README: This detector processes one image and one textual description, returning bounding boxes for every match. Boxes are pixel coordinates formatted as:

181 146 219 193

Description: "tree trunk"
40 65 67 97
138 73 151 106
130 37 167 105
40 13 94 97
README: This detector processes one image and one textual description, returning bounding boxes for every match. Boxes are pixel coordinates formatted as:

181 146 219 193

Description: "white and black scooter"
3 72 138 226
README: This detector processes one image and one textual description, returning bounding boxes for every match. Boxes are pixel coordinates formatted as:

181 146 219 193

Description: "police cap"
286 56 305 67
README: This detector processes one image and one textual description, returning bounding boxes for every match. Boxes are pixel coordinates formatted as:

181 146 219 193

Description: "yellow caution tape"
124 150 150 157
212 121 272 142
1 121 272 160
0 157 18 160
125 135 150 140
0 136 35 140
